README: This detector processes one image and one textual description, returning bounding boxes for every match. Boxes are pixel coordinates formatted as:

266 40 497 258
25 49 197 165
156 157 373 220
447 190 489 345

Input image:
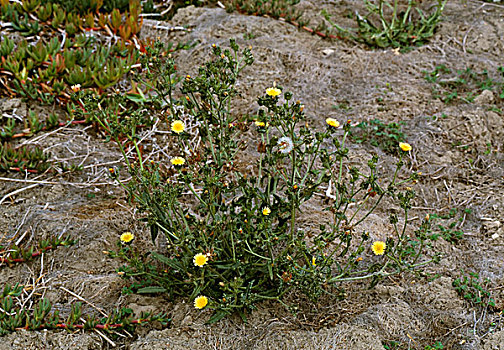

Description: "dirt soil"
1 0 504 349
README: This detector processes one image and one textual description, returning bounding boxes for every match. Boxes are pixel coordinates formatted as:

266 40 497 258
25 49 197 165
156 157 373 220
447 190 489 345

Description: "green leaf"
150 225 158 243
151 252 183 270
207 310 230 324
137 286 167 294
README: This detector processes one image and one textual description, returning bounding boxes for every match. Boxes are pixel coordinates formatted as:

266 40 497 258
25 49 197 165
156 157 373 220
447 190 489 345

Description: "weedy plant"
224 0 307 28
349 118 406 155
452 271 495 308
428 208 471 243
87 40 438 321
425 341 444 350
322 0 447 49
423 65 504 105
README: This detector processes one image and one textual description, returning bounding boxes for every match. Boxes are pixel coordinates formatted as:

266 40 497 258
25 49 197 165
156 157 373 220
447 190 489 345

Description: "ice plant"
371 241 386 255
399 142 412 152
170 157 185 166
277 136 294 154
171 120 185 134
194 295 208 309
193 253 208 267
326 118 340 128
120 232 134 243
266 87 281 97
262 207 271 216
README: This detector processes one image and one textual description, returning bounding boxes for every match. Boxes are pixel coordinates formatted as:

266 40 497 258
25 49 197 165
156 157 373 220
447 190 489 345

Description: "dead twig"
59 286 108 318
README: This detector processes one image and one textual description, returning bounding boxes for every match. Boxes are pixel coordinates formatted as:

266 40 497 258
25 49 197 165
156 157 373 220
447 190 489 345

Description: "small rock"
491 233 499 240
474 90 494 105
0 98 22 112
483 219 501 232
180 314 193 327
322 48 335 56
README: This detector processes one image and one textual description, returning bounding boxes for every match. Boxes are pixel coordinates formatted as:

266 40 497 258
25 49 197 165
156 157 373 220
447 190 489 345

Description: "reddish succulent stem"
9 167 39 173
53 319 148 330
0 245 55 264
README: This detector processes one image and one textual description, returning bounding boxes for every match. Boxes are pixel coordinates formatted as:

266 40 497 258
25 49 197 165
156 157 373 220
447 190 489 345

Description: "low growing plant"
0 283 168 336
423 64 504 105
0 236 75 266
322 0 447 49
225 0 307 28
349 118 406 155
0 143 50 173
89 40 438 321
452 271 495 308
428 208 470 243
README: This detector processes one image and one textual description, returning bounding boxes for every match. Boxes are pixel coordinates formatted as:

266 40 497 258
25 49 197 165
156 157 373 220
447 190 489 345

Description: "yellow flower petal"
326 118 340 128
399 142 412 152
170 157 185 166
266 87 281 97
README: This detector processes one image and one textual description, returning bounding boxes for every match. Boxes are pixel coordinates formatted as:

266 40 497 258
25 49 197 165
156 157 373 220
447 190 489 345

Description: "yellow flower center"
193 253 208 267
262 207 271 216
120 232 134 243
371 241 386 255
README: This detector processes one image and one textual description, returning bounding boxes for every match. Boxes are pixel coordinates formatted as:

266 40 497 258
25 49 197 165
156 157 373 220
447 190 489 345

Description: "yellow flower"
194 295 208 309
71 84 81 92
255 121 269 127
371 241 386 255
170 157 185 166
262 207 271 216
399 142 412 152
193 253 208 267
312 256 316 266
120 232 134 243
266 87 282 97
171 120 185 134
326 118 340 128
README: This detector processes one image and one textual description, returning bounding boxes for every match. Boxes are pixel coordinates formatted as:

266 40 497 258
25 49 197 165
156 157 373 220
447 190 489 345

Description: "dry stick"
0 176 128 188
59 286 108 318
14 207 31 236
79 317 117 347
83 159 122 170
461 26 474 54
442 321 469 337
443 180 456 206
14 230 29 246
0 183 40 205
